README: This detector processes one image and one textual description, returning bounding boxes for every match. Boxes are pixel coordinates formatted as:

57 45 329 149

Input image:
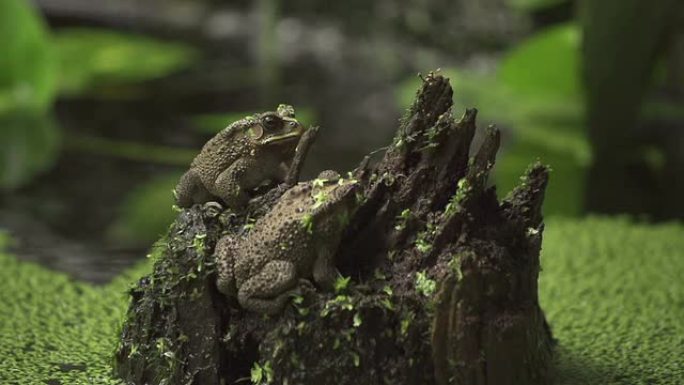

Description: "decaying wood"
285 126 319 186
115 73 554 385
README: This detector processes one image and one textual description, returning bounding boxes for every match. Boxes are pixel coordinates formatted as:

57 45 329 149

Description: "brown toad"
174 105 305 209
215 171 359 314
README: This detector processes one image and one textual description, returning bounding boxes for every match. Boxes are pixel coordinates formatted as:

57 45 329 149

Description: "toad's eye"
262 115 281 130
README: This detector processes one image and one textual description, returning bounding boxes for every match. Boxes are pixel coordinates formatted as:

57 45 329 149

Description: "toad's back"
191 121 254 185
233 187 318 286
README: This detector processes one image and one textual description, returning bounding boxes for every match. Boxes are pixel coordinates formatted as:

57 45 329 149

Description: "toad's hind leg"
175 170 212 207
237 260 298 315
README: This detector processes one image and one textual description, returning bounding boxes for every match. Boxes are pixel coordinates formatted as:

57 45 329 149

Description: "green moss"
1 217 683 383
415 271 437 297
394 208 412 231
251 360 274 384
414 221 437 254
444 178 472 215
301 213 314 234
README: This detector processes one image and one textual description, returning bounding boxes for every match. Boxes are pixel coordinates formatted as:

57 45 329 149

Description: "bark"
114 73 554 385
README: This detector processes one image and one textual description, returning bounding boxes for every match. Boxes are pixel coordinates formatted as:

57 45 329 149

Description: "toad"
174 105 305 209
215 171 359 314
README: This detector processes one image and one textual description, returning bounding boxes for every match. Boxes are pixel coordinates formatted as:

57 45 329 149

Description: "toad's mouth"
262 131 302 145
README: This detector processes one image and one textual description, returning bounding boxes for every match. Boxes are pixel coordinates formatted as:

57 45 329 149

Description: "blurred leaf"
499 23 581 103
107 173 181 246
65 134 196 166
54 28 199 95
192 107 317 134
0 0 57 113
506 0 569 12
0 112 60 190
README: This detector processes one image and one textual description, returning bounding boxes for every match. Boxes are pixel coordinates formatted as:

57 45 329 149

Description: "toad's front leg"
174 170 213 208
237 260 299 315
212 159 254 209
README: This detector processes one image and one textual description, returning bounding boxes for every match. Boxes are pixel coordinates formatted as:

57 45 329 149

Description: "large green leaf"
54 28 199 95
0 112 60 190
498 23 581 103
0 0 57 113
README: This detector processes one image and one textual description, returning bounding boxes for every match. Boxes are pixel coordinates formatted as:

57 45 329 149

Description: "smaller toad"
215 171 359 314
175 105 305 209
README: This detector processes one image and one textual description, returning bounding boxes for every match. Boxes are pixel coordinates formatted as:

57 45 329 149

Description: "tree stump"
114 73 554 385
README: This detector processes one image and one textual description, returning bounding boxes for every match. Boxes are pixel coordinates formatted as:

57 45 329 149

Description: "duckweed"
0 216 683 384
